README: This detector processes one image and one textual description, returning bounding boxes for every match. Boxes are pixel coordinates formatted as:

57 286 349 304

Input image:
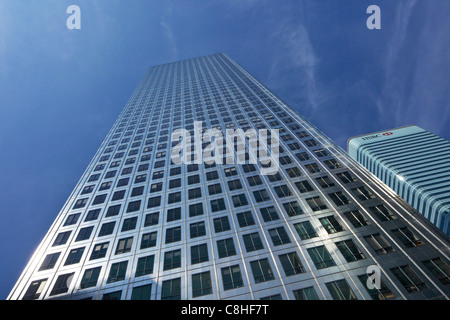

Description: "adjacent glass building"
348 125 450 237
8 54 450 300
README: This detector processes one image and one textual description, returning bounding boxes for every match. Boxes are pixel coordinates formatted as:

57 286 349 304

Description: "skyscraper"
348 125 450 237
8 54 450 300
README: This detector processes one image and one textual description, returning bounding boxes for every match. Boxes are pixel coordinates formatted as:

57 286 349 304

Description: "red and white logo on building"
382 132 393 136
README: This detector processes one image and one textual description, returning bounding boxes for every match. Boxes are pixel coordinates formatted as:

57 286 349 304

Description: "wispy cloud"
377 0 450 137
160 1 178 60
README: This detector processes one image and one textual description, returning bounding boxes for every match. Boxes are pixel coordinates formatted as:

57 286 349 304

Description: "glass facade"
8 54 450 300
348 125 450 237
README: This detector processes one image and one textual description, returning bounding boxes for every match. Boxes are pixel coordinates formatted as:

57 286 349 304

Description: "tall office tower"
348 125 450 237
8 54 450 301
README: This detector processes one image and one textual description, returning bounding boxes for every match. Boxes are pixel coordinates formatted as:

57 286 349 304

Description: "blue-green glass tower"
348 125 450 237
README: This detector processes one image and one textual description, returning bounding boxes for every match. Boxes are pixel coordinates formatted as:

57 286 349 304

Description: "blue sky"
0 0 449 299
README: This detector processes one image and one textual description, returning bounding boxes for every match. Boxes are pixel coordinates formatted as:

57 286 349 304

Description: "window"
267 172 283 182
211 198 226 212
52 231 71 246
168 192 181 204
320 216 344 234
217 238 236 258
189 203 204 217
188 175 200 185
117 178 129 187
121 217 137 232
131 186 144 197
165 226 181 244
352 186 375 201
295 180 314 193
260 206 279 222
228 179 242 191
391 265 428 293
192 272 212 298
232 194 248 207
283 201 304 217
253 189 270 202
243 232 264 252
190 221 206 238
247 175 262 186
144 212 159 227
98 222 115 237
163 249 181 270
107 261 128 283
324 159 340 169
73 198 88 209
364 233 395 255
85 209 100 222
286 167 302 178
76 226 93 241
147 196 161 209
369 204 396 221
269 227 291 246
90 242 109 260
344 210 370 228
308 245 336 269
213 216 231 233
88 174 100 182
102 290 122 300
224 167 237 177
135 255 155 277
335 239 365 262
112 190 125 201
49 273 74 296
326 279 357 300
329 191 352 206
131 284 152 300
337 171 356 183
39 253 61 271
64 213 80 226
115 237 133 255
80 267 101 289
81 185 95 195
150 182 163 193
293 287 319 300
64 247 85 265
358 274 395 300
161 278 181 300
422 258 450 285
392 227 424 248
274 185 293 198
152 170 164 180
250 258 275 283
279 252 305 276
294 221 318 240
221 265 244 290
315 176 335 188
206 171 219 181
191 244 209 264
170 167 181 176
169 178 181 189
296 152 310 161
22 279 47 300
237 211 255 228
208 183 223 195
167 207 181 222
306 197 327 211
305 163 321 174
106 204 121 217
140 232 157 249
243 164 256 173
188 188 202 200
